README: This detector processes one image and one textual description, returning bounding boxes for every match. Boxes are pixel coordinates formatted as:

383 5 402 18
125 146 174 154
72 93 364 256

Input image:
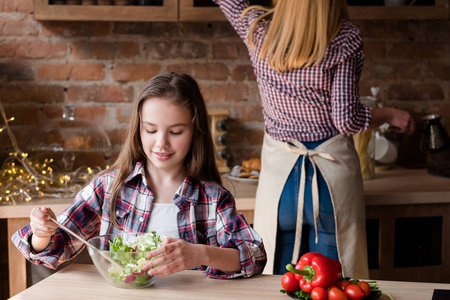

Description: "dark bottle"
216 119 228 132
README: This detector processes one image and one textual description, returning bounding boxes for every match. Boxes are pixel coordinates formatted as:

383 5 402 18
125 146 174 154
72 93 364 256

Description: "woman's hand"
142 237 202 277
30 207 58 252
369 107 416 135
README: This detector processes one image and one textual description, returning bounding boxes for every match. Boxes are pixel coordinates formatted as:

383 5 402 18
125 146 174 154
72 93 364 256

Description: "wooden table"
9 264 450 300
3 168 450 297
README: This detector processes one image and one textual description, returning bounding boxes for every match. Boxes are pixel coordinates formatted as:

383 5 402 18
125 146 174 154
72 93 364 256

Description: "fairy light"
0 101 105 205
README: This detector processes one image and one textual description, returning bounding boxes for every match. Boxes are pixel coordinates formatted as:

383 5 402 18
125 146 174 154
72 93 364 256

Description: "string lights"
0 101 105 205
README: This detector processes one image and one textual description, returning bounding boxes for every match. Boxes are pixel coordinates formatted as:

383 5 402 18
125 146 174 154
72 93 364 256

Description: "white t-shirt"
146 202 179 238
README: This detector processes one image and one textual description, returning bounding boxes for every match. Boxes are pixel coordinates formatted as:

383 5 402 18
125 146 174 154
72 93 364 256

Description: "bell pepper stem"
285 263 313 277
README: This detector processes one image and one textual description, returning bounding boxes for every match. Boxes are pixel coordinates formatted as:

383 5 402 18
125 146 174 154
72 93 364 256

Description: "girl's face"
140 98 194 173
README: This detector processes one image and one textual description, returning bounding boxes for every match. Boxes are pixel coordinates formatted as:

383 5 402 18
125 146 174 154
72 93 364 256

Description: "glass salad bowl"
87 232 164 288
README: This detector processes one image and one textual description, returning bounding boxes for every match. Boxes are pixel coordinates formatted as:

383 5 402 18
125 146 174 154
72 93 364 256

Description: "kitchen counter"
10 264 450 300
2 167 450 297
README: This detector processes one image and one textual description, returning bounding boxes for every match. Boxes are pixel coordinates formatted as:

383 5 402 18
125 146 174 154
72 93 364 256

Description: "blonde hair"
244 0 349 72
108 73 222 229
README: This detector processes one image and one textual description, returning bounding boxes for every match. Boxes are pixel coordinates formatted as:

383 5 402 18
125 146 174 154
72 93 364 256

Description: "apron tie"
285 139 336 264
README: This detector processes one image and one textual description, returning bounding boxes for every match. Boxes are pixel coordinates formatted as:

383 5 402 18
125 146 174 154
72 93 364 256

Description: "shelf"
179 0 226 22
34 0 178 22
33 0 449 22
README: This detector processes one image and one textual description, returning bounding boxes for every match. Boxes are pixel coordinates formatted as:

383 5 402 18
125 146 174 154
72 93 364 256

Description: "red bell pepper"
286 252 342 289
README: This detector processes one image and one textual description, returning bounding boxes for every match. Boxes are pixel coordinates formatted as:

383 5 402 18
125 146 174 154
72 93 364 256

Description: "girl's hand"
30 207 58 238
142 237 202 277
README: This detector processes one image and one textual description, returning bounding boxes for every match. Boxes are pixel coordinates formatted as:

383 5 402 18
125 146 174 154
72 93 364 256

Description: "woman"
213 0 414 277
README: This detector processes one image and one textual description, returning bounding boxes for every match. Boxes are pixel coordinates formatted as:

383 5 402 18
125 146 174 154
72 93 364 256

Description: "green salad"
108 231 164 286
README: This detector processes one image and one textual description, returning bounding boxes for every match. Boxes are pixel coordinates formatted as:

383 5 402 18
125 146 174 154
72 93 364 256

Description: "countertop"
10 264 450 300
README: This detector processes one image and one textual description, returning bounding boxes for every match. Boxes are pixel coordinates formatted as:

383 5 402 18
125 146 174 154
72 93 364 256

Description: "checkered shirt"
11 161 267 279
214 0 371 141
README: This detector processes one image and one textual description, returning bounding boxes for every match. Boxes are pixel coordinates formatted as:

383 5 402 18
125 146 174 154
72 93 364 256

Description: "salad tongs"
50 218 124 270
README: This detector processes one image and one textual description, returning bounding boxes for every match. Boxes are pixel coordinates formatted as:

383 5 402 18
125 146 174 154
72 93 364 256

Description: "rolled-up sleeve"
204 191 267 278
331 29 371 135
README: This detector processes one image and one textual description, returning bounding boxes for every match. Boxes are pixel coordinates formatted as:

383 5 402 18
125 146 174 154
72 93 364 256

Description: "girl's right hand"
30 207 58 238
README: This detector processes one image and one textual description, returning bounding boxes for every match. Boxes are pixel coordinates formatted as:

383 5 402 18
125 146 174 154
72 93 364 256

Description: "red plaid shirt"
12 161 266 279
214 0 371 141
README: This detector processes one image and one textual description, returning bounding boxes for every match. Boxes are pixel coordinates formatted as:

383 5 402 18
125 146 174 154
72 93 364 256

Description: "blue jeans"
273 139 338 275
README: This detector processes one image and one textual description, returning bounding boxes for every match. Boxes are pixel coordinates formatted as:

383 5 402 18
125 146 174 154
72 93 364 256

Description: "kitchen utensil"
419 114 450 177
374 132 398 164
87 233 161 288
49 218 123 270
420 114 450 153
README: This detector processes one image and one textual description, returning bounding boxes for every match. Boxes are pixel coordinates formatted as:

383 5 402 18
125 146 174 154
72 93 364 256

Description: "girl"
213 0 414 277
12 72 267 279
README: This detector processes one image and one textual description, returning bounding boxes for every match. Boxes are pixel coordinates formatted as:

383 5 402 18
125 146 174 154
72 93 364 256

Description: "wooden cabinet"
34 0 449 22
34 0 178 21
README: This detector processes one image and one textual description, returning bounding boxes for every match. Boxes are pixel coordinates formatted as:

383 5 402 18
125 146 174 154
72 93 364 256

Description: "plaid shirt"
214 0 371 141
12 161 267 279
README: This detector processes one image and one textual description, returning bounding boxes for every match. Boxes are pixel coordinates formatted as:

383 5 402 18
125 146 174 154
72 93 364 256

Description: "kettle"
420 114 450 153
420 114 450 178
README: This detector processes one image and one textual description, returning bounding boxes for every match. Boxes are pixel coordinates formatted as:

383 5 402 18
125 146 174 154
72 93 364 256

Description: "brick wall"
0 0 449 166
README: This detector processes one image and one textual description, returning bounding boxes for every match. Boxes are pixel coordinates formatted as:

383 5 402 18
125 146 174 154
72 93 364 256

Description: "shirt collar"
124 160 146 183
125 160 200 205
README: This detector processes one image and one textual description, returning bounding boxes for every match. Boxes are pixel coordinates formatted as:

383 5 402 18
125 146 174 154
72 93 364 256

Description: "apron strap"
285 139 336 264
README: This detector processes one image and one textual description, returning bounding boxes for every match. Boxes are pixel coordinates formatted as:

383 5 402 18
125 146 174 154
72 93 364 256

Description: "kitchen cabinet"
34 0 449 22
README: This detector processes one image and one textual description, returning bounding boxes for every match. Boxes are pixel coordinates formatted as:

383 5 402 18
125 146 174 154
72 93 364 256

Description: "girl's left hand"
142 237 202 277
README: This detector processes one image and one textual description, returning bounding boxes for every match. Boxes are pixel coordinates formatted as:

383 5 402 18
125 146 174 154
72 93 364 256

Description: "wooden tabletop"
9 264 450 300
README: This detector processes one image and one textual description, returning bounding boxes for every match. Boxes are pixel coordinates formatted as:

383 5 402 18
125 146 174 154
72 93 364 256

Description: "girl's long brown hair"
244 0 349 72
108 72 222 228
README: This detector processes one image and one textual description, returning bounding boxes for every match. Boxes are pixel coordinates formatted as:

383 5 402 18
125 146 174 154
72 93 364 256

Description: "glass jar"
26 106 112 173
353 96 377 180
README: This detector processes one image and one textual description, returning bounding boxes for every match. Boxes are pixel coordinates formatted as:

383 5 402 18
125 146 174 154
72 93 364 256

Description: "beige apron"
254 133 369 278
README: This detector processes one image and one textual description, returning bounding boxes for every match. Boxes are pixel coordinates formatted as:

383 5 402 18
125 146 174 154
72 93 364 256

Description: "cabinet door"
180 0 449 21
179 0 226 22
34 0 178 22
349 0 449 20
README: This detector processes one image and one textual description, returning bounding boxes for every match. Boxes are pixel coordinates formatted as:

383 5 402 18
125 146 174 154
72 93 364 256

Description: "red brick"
67 85 100 103
247 127 264 145
75 106 107 123
361 61 421 81
72 41 139 60
0 0 33 13
112 63 160 82
356 20 416 41
0 18 39 36
166 63 228 81
15 41 67 59
116 105 132 124
212 42 249 60
43 22 111 37
41 106 63 120
201 83 249 103
0 127 31 150
388 82 445 101
231 65 256 81
4 106 39 125
38 64 72 81
144 41 208 60
98 85 127 103
0 41 21 58
114 22 178 37
72 63 105 81
0 62 34 81
0 84 64 103
107 128 128 146
229 105 263 123
362 41 386 61
423 61 450 79
388 42 447 61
